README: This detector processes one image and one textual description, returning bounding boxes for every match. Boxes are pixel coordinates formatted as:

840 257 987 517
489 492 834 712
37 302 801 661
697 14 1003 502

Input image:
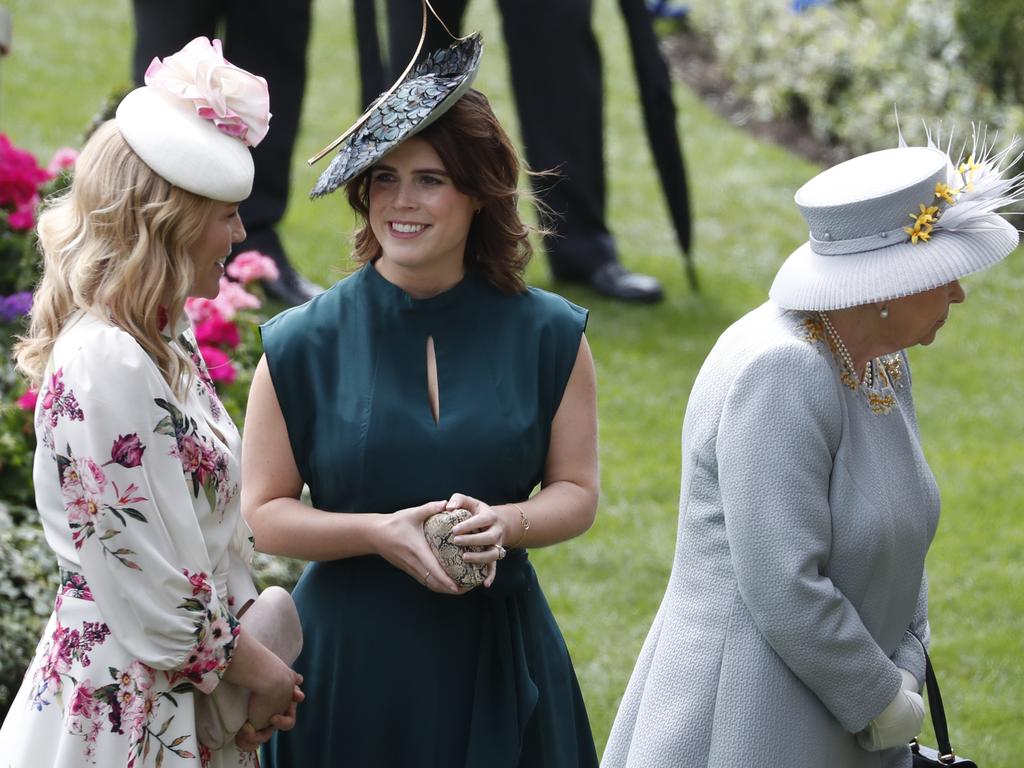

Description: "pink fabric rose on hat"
144 36 271 147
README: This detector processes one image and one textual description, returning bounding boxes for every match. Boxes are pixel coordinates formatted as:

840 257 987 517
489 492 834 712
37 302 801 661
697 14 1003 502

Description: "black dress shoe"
586 262 664 303
262 259 323 307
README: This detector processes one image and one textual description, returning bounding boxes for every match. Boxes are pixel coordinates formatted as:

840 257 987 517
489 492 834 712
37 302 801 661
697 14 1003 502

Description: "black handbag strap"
919 647 958 762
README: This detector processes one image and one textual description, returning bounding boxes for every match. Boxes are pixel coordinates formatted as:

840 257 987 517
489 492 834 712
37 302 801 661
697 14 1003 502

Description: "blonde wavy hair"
15 121 215 396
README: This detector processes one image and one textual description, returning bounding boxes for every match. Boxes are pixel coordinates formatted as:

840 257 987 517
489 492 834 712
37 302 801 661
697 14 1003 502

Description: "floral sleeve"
40 332 239 694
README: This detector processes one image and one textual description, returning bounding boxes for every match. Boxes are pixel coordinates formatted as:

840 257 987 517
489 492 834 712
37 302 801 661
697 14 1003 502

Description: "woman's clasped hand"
376 493 510 592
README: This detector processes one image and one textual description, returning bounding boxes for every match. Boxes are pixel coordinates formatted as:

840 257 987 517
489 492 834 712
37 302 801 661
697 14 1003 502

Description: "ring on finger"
424 570 432 582
494 544 507 560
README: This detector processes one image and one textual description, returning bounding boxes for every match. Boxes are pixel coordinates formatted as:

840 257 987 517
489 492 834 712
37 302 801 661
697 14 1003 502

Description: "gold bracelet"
510 502 530 547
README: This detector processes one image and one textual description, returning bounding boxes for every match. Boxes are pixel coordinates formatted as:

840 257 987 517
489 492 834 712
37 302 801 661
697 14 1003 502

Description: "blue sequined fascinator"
308 5 482 198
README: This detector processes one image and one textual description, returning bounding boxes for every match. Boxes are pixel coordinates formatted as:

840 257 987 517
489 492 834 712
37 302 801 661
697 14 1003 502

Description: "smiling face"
367 137 478 283
190 201 245 299
885 279 966 347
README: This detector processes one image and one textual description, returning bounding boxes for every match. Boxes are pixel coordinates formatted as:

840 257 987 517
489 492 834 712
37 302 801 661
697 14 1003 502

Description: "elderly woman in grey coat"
602 132 1022 768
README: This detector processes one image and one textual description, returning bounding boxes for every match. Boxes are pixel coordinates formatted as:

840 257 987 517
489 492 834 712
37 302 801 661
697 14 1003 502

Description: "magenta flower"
110 433 146 468
0 133 51 208
69 684 100 719
198 344 238 384
16 387 37 411
183 569 211 597
7 197 38 230
194 313 241 348
226 249 280 284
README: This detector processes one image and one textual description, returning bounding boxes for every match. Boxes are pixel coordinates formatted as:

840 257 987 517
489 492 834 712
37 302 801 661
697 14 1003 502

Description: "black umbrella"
617 0 697 289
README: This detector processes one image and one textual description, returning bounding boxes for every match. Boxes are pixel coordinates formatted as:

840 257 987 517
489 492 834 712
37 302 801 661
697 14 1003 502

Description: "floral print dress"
0 311 258 768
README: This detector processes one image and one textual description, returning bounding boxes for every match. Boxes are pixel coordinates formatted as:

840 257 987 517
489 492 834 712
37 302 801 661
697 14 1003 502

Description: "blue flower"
791 0 831 11
647 0 689 19
0 291 33 323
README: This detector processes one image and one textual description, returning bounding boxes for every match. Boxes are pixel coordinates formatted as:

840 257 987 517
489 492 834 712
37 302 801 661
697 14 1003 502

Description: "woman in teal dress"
241 33 600 768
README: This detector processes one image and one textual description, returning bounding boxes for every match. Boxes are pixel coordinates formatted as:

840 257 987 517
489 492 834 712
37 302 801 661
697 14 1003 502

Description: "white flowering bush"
0 501 58 718
683 0 1024 154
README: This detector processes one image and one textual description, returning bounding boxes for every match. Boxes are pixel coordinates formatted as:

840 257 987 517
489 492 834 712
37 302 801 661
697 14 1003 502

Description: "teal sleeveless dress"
260 263 598 768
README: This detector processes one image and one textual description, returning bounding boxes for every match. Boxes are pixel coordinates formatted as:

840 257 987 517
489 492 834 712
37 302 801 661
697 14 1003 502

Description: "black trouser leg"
497 0 614 278
131 0 312 267
371 0 616 279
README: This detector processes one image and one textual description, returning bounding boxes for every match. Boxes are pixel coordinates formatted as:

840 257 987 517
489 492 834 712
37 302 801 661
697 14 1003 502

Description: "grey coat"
603 303 936 768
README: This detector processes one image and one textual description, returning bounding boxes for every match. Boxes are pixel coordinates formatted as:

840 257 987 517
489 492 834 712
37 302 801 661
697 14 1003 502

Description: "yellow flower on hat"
904 222 933 243
934 182 959 205
958 154 980 191
904 204 938 243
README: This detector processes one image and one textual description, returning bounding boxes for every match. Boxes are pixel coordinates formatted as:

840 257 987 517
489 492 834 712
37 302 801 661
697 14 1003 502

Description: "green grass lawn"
3 0 1021 762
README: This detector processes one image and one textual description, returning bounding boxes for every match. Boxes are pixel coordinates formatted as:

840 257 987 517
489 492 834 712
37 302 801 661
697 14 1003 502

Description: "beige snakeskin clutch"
423 509 487 588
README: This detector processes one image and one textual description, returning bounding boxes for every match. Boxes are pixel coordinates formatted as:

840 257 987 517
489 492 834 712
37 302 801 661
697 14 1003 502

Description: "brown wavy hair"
345 89 538 294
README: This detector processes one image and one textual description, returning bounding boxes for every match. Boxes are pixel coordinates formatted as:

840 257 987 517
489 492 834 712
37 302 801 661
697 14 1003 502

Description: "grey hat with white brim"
770 137 1022 311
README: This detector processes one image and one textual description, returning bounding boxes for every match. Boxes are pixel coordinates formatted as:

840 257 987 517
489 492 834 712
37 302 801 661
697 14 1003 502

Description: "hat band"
809 225 910 256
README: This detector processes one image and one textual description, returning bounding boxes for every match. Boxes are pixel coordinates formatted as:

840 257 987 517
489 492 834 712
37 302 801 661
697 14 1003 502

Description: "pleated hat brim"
770 214 1018 310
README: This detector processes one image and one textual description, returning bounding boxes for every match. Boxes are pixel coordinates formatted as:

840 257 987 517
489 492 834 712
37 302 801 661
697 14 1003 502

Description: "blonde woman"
0 38 300 767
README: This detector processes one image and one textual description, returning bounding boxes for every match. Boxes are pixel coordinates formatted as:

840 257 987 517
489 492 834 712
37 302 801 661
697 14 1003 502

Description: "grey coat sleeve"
716 342 903 733
890 572 930 688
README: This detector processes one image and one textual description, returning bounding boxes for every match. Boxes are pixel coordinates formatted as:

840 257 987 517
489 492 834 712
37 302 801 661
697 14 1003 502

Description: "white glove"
898 667 919 693
856 688 925 751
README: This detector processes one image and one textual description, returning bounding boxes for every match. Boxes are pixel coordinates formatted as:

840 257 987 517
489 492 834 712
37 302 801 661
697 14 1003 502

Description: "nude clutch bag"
423 509 487 589
195 585 303 749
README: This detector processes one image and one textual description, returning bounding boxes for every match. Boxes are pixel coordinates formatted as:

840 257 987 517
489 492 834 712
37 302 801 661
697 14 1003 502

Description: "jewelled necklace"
817 311 872 387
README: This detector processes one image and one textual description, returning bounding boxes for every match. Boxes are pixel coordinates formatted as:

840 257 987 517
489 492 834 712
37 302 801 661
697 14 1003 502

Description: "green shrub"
0 501 58 720
956 0 1024 103
684 0 1024 155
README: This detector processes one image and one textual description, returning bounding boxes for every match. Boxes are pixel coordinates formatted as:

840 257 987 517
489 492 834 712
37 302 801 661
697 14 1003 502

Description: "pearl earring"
879 305 889 319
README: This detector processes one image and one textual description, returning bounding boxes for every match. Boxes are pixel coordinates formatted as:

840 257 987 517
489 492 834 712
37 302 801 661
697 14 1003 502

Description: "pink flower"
7 198 38 230
198 344 237 384
46 147 79 175
72 457 108 496
113 481 147 505
207 615 234 649
194 313 240 348
214 276 261 317
110 433 146 468
184 295 222 325
226 250 280 284
63 490 97 525
122 660 155 693
144 37 271 147
181 642 222 686
16 388 37 411
184 569 211 597
176 436 204 473
69 683 99 719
